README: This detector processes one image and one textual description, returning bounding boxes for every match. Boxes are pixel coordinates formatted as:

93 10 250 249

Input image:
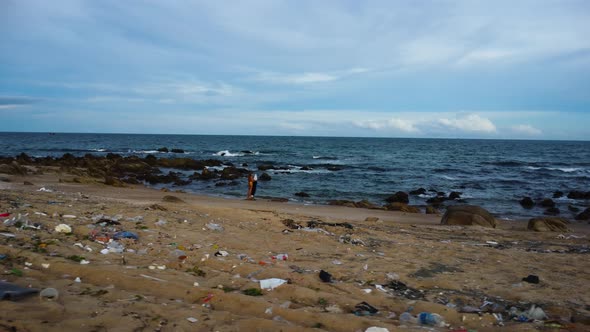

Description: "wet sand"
1 170 589 331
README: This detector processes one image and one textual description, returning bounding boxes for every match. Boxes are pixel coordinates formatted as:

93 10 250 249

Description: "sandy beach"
1 168 589 332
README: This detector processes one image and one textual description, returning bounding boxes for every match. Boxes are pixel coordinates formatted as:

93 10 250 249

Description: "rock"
365 217 379 222
553 191 564 198
259 172 272 181
104 176 125 187
23 181 34 186
385 202 421 213
409 188 427 195
544 207 560 215
197 168 217 180
567 190 590 200
328 200 357 208
170 148 185 153
528 217 569 232
519 197 535 209
575 208 590 221
425 206 439 214
385 191 409 204
568 205 580 213
539 198 556 208
162 195 185 203
257 164 275 171
294 192 310 198
441 205 497 228
426 196 446 207
0 161 28 175
448 191 462 200
355 200 381 209
157 147 169 153
220 166 245 180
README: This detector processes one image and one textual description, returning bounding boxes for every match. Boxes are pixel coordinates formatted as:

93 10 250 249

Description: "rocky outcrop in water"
385 191 409 204
519 197 535 209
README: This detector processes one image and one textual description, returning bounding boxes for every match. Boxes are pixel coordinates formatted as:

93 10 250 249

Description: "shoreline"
1 169 589 331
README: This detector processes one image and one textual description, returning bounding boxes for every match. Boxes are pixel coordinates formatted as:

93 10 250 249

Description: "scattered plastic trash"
62 215 76 219
326 304 343 313
214 251 229 257
417 312 445 326
0 213 10 218
522 275 540 284
399 312 418 324
259 278 288 290
107 241 124 253
42 263 50 269
365 328 389 332
113 231 139 240
265 307 273 315
354 301 379 316
386 272 400 280
525 304 549 320
80 260 90 265
74 277 82 283
271 253 288 260
206 223 223 231
39 288 59 300
332 259 342 265
140 274 167 282
319 270 332 283
186 317 198 323
37 187 53 192
55 224 72 233
0 282 39 300
155 219 167 226
171 249 187 260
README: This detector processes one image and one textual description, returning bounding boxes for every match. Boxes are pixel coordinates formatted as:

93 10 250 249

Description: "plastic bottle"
107 241 124 253
399 312 417 324
418 312 444 326
272 254 288 260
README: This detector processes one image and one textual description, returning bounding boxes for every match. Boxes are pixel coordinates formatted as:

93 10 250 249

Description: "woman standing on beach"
247 173 254 200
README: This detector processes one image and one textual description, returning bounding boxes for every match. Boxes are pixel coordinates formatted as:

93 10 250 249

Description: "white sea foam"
213 150 259 157
440 175 457 180
132 150 160 154
526 166 583 173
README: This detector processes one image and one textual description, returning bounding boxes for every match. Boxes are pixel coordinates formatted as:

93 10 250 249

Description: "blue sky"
1 0 589 140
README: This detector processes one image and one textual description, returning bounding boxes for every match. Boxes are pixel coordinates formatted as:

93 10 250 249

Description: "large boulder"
519 197 535 209
259 172 272 181
539 198 556 208
528 217 569 232
567 191 590 200
0 161 28 175
385 191 409 204
441 205 497 228
575 208 590 221
409 188 427 196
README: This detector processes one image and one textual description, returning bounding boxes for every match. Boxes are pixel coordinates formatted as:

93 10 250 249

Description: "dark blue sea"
1 132 589 220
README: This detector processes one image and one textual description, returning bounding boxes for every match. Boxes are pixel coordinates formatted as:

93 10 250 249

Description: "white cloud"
438 114 497 133
354 118 419 133
250 67 371 85
511 124 542 135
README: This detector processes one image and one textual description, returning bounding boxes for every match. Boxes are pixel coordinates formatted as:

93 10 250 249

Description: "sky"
1 0 589 140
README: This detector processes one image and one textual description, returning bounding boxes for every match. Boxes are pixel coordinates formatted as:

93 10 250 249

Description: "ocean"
1 132 589 220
